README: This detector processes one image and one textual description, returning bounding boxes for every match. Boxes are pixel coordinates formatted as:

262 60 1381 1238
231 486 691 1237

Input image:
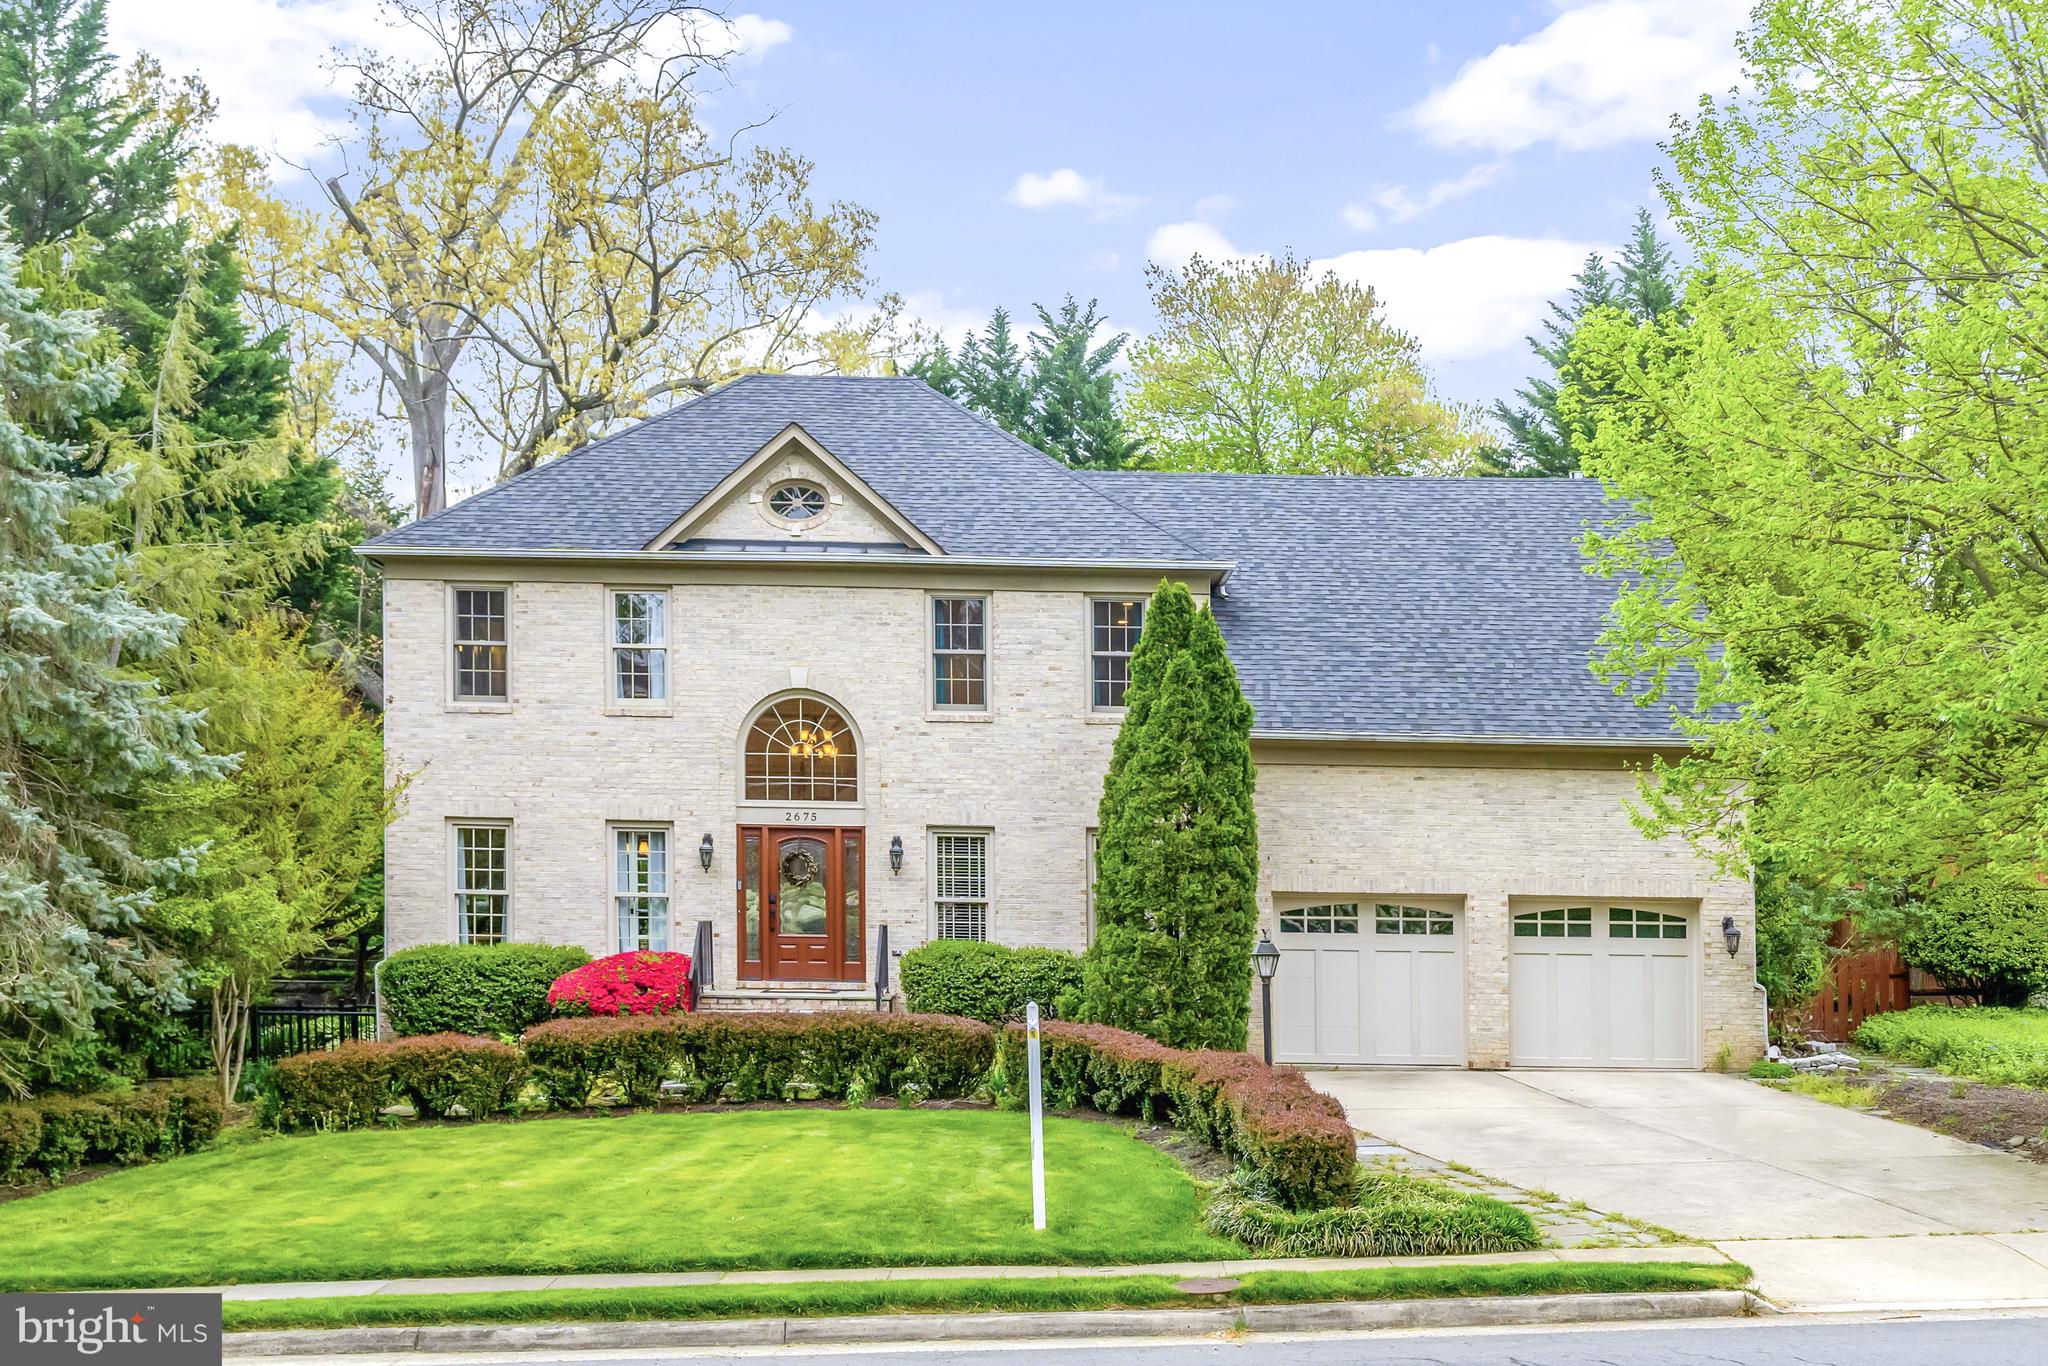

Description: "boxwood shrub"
381 943 591 1037
520 1012 996 1109
266 1035 525 1131
996 1019 1357 1211
900 940 1082 1024
0 1079 224 1184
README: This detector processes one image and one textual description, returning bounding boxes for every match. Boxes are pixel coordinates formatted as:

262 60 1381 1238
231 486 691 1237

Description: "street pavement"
410 1311 2048 1364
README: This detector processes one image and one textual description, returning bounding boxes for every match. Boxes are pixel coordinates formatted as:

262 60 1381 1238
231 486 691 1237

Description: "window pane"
743 830 762 962
842 832 862 966
934 833 988 941
613 591 665 645
1089 599 1144 709
745 698 857 801
934 652 985 707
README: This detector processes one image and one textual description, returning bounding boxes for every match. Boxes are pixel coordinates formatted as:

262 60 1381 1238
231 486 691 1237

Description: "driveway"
1309 1068 2048 1310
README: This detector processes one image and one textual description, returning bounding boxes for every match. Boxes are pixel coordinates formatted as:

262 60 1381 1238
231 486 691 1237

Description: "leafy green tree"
0 0 177 246
1494 210 1682 477
1080 581 1260 1050
137 615 385 1105
1128 253 1486 475
1566 0 2048 893
0 238 218 1094
1899 879 2048 1008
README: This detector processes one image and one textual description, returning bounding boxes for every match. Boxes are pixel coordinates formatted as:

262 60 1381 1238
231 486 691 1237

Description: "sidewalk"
173 1244 1729 1303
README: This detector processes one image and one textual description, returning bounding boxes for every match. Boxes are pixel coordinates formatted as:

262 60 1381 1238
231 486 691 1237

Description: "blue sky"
111 0 1752 427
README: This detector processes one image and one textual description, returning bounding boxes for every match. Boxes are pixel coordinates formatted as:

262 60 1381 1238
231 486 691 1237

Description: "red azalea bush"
547 951 694 1018
996 1020 1357 1211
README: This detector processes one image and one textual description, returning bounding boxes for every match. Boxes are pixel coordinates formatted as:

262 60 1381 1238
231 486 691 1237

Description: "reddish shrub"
997 1020 1356 1211
547 951 694 1017
266 1034 525 1130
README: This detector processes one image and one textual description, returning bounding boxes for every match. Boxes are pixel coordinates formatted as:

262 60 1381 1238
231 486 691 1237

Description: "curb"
224 1289 1753 1356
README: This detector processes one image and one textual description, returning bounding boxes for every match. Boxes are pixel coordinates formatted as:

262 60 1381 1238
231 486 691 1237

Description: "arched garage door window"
744 696 859 802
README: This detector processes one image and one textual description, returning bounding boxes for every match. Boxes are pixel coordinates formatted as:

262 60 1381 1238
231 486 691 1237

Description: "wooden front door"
737 826 864 982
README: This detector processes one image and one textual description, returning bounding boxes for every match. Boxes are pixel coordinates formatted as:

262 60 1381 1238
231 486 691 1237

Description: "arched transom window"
744 697 859 802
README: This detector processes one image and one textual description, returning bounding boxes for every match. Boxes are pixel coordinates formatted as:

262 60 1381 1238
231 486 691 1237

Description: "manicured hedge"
899 940 1082 1024
520 1012 996 1109
380 943 591 1037
0 1079 224 1183
997 1020 1357 1211
266 1034 526 1131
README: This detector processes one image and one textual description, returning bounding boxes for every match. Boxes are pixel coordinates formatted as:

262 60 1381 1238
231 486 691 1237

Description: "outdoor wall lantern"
1251 933 1282 1065
699 832 715 872
1721 914 1741 958
889 835 905 874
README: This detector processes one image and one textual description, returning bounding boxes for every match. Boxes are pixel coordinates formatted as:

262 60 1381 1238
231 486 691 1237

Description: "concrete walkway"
1308 1067 2048 1311
174 1245 1722 1303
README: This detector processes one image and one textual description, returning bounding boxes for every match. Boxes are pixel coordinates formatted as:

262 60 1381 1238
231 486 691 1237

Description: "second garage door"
1509 900 1698 1068
1272 900 1465 1065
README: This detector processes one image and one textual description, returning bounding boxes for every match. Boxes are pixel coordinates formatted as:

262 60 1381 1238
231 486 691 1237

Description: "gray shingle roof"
364 375 1684 744
1083 471 1682 743
364 374 1207 561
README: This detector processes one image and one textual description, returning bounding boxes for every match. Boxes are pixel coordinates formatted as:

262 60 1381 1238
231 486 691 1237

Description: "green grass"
222 1261 1752 1332
1855 1007 2048 1088
1775 1074 1873 1109
0 1110 1238 1290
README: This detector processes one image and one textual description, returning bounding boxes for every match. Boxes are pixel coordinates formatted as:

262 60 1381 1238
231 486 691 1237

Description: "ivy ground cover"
0 1110 1237 1290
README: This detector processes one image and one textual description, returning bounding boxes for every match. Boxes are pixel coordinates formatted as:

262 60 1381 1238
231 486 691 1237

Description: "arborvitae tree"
1028 295 1140 469
1493 208 1683 477
1080 582 1260 1050
0 0 177 246
0 239 217 1093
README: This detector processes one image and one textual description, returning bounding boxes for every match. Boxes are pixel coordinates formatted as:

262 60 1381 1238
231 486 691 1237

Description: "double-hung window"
614 827 671 951
452 588 508 701
931 596 987 710
453 824 509 943
611 590 668 702
932 831 989 941
1090 598 1144 709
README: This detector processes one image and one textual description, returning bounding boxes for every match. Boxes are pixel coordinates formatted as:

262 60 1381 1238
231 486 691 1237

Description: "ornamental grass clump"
1203 1169 1540 1258
547 951 693 1017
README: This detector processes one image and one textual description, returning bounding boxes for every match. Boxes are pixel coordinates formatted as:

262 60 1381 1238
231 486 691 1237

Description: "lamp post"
1251 934 1281 1065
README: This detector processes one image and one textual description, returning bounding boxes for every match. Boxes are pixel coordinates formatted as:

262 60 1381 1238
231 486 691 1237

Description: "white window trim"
929 827 992 942
609 823 675 952
925 591 992 720
604 587 674 716
1085 595 1145 716
446 583 513 712
450 820 512 944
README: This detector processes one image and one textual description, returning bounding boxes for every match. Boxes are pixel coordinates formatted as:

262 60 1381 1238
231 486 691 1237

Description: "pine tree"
0 238 218 1093
0 0 177 246
1080 582 1260 1050
1027 296 1141 469
1493 209 1684 476
949 306 1032 437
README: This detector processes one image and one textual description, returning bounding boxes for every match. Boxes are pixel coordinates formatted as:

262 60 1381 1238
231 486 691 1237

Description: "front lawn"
1854 1007 2048 1087
0 1110 1238 1290
222 1261 1753 1332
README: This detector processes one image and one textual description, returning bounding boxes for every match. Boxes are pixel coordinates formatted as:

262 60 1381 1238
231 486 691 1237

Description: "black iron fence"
249 1005 378 1061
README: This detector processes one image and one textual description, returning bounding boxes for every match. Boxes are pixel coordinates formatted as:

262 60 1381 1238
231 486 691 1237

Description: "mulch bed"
1820 1069 2048 1162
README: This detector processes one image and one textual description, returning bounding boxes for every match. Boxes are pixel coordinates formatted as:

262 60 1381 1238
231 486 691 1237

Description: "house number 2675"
782 811 821 823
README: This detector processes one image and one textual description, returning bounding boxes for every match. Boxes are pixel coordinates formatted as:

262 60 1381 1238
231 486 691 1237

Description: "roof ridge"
896 380 1216 561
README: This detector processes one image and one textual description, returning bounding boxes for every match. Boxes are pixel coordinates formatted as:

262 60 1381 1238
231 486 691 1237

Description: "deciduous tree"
1127 253 1486 475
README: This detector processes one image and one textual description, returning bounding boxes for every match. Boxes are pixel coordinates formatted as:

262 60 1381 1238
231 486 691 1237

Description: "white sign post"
1025 999 1047 1232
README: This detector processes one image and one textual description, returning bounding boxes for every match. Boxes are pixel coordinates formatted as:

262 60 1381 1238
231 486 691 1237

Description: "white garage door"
1510 902 1697 1068
1273 901 1465 1065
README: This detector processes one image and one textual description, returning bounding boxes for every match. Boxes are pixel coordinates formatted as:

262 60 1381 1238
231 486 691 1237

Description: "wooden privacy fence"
1792 923 1973 1041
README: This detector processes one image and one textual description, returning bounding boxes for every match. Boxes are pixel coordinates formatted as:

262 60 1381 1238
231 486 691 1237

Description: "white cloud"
1313 235 1606 361
106 1 792 165
1005 168 1140 217
1407 0 1749 153
1346 161 1507 232
1143 220 1251 269
1193 192 1238 219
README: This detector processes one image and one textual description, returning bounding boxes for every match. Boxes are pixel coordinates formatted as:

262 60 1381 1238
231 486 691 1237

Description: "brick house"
363 374 1763 1070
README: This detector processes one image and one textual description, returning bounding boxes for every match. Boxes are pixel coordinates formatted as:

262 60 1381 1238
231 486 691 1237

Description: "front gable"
645 423 944 554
